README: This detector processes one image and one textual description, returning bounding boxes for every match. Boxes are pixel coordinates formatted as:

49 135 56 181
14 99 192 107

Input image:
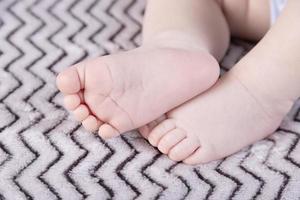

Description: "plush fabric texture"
270 0 287 24
0 0 299 199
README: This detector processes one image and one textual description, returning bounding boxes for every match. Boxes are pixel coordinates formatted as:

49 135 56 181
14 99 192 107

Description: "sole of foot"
56 46 220 139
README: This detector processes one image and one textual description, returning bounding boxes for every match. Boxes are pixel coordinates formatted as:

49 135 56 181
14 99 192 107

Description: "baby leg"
221 0 271 41
143 0 230 60
141 0 300 164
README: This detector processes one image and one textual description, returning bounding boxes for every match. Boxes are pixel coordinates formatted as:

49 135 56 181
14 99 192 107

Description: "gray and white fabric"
270 0 288 24
0 0 299 199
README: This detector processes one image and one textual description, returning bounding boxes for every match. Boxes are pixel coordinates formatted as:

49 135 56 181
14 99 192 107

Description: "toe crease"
107 95 136 130
77 61 86 90
104 63 136 130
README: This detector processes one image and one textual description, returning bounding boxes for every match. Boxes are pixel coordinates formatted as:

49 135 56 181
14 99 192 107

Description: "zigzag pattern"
0 0 299 199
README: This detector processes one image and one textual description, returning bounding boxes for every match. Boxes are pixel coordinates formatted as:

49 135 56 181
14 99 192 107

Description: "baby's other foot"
140 62 294 165
56 46 219 139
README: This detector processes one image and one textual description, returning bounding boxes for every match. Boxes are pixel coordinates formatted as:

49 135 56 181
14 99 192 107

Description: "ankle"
232 60 295 117
142 30 213 55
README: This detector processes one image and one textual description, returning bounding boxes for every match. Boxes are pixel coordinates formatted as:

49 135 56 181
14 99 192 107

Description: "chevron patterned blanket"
0 0 300 199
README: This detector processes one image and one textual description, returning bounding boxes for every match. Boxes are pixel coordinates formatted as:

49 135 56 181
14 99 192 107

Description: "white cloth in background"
270 0 288 24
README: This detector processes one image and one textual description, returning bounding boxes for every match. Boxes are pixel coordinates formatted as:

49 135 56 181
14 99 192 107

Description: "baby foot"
56 46 219 139
139 63 294 165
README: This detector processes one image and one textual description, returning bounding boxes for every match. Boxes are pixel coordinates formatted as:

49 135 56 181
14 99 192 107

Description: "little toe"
168 137 200 162
149 115 167 131
99 124 120 139
73 104 90 121
138 125 151 139
147 121 159 131
82 115 102 132
77 90 84 102
64 94 81 110
139 121 159 139
157 128 186 154
155 115 167 124
148 119 176 147
139 115 168 140
56 65 84 94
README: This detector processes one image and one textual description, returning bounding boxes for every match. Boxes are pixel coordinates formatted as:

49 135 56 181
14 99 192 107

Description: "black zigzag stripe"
116 136 140 199
63 125 88 199
264 138 290 200
123 0 142 46
1 0 23 102
296 108 300 122
194 169 215 199
86 0 109 55
46 0 67 76
106 0 126 47
215 159 242 199
0 142 11 168
283 130 300 168
141 153 166 199
92 136 115 198
239 152 265 199
167 163 191 199
38 120 66 200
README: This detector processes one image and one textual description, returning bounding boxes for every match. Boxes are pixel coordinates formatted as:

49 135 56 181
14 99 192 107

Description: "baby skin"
140 0 300 164
140 57 296 164
57 0 300 165
56 47 219 138
56 0 226 138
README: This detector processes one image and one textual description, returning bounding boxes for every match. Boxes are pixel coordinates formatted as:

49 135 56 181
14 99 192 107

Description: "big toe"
56 66 82 94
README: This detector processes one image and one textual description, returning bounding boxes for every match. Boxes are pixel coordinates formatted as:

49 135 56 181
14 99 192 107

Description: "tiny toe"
156 115 167 124
148 115 167 131
168 137 200 162
56 66 82 94
82 115 102 132
147 121 158 131
139 115 168 140
73 104 89 121
157 128 186 154
64 94 81 110
183 145 215 165
99 124 120 139
138 125 151 139
78 90 84 101
148 119 176 147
